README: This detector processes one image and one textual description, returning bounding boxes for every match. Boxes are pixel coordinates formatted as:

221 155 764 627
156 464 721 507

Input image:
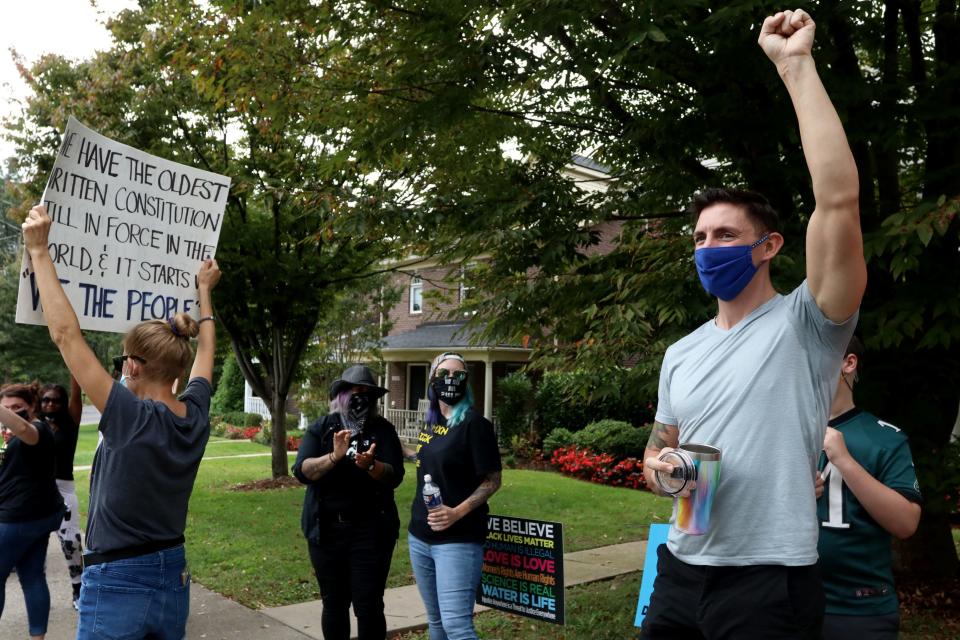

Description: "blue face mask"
119 374 128 388
694 235 769 301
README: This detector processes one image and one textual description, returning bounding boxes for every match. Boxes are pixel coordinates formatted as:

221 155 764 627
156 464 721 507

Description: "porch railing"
384 408 425 441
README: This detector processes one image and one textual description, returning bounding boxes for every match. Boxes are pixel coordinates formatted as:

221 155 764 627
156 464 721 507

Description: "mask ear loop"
750 234 771 249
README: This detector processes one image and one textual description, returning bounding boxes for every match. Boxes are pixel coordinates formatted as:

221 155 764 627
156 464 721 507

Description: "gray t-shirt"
85 378 211 554
656 281 856 566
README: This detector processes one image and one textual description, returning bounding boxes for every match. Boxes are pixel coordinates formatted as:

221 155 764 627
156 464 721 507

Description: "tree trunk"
270 392 289 478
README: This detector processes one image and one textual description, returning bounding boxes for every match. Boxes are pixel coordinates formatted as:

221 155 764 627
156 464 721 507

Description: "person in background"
39 377 84 609
817 335 922 639
0 385 65 640
293 364 405 640
409 352 502 640
22 204 220 640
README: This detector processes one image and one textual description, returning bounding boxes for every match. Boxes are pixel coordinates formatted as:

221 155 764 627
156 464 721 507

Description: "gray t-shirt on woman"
85 378 211 554
655 281 856 566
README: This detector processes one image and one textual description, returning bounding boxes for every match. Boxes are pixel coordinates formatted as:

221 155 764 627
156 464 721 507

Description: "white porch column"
483 354 494 420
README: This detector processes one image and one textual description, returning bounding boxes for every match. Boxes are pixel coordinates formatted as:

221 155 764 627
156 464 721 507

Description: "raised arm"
68 375 82 426
0 404 40 445
189 259 220 384
22 206 114 412
760 10 866 322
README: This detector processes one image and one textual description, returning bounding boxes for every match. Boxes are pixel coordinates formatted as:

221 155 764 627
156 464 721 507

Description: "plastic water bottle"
422 474 443 510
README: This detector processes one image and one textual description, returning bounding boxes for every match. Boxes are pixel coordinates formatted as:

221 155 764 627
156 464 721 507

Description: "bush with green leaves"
572 420 648 459
496 372 533 444
210 356 245 415
532 370 655 438
244 412 264 427
542 427 576 455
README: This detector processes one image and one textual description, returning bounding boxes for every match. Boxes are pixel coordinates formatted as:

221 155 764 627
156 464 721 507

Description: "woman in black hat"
293 364 405 640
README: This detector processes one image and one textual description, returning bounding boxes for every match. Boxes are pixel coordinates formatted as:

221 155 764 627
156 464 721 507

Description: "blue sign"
634 523 670 627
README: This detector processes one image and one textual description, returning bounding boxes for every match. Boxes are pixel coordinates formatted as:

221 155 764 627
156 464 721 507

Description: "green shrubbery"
542 427 575 455
210 356 245 415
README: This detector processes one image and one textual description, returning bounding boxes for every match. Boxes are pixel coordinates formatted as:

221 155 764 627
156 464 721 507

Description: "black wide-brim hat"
329 364 389 399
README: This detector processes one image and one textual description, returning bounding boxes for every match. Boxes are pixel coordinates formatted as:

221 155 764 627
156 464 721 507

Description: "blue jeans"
0 509 64 636
408 533 484 640
76 545 190 640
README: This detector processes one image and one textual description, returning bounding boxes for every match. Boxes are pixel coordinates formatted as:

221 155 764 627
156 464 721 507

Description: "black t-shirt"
0 420 65 522
409 408 502 544
85 378 211 554
293 413 406 543
50 415 80 481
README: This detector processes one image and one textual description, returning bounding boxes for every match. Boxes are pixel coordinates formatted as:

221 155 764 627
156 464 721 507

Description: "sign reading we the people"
478 515 565 625
16 116 230 334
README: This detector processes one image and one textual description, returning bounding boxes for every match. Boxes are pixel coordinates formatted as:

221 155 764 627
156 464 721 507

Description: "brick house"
379 155 616 435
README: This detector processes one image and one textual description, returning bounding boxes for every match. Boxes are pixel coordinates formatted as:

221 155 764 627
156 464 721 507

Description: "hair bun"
171 313 200 340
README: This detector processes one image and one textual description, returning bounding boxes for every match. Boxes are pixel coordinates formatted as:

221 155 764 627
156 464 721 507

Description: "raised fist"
759 9 815 65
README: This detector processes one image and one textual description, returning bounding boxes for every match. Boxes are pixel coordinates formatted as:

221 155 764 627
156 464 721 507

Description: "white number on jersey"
821 462 850 529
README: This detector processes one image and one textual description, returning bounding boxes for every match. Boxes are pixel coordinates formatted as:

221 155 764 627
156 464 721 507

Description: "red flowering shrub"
224 425 262 440
549 446 648 491
286 436 302 451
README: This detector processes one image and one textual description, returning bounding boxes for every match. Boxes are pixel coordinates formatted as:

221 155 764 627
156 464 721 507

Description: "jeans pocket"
93 584 154 640
173 575 191 633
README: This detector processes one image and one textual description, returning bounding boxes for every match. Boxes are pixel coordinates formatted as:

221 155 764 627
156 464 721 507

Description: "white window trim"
409 275 423 314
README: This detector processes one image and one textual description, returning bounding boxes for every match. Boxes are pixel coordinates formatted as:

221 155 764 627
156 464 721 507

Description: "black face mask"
432 377 467 405
15 409 30 422
347 392 372 430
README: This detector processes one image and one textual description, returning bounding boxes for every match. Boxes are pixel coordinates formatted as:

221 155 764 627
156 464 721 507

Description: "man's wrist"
777 53 815 80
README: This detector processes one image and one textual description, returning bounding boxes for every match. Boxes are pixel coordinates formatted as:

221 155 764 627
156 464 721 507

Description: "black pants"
308 519 397 640
639 544 825 640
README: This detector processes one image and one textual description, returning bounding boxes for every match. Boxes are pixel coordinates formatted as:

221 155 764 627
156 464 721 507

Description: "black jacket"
293 413 405 543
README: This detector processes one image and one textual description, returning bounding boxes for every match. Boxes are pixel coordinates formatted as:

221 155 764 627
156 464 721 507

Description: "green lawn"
72 424 672 608
396 572 643 640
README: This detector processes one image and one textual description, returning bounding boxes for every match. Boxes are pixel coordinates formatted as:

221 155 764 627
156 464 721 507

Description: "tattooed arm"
643 421 682 497
427 471 502 532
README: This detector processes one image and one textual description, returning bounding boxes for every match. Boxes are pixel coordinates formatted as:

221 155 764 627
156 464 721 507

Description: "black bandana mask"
346 392 372 432
432 377 467 405
15 409 31 422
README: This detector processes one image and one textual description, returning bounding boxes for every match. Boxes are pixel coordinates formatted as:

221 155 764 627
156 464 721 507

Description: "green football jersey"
817 408 922 616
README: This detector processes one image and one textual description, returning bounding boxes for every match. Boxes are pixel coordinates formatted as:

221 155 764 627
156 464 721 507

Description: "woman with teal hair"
408 352 502 640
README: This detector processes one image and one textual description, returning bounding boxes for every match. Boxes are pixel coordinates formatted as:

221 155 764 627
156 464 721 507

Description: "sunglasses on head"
434 368 468 382
112 354 148 372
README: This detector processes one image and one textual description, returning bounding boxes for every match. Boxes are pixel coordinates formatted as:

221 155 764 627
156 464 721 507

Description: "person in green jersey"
817 335 922 639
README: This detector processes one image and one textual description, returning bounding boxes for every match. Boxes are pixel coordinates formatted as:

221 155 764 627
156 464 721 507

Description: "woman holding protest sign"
39 377 84 609
0 383 65 640
22 204 220 640
293 364 405 640
408 352 502 640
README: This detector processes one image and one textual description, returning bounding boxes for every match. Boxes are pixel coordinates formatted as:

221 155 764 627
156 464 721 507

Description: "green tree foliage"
495 371 534 443
4 1 419 477
295 274 400 420
210 354 245 416
330 1 960 574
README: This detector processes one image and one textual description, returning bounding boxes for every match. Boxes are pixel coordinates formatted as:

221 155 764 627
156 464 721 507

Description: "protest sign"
478 514 564 624
634 523 670 627
16 116 230 333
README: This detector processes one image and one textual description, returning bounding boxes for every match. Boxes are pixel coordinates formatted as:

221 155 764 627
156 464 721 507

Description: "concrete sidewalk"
1 536 644 639
262 540 646 639
0 534 314 640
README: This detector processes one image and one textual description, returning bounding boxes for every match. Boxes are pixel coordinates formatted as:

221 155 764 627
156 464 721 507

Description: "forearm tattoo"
646 421 679 452
461 471 502 513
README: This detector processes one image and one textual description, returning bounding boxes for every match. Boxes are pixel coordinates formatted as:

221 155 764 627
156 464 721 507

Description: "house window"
459 264 472 303
410 276 423 314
